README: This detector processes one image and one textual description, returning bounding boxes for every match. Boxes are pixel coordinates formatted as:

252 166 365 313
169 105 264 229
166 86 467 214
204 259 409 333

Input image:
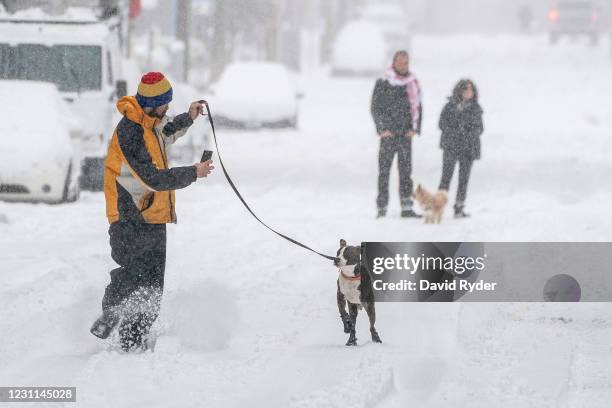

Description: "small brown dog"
413 185 449 224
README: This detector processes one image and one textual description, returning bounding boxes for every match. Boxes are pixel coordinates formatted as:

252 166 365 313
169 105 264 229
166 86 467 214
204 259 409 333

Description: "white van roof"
0 7 111 45
0 6 99 23
0 21 110 45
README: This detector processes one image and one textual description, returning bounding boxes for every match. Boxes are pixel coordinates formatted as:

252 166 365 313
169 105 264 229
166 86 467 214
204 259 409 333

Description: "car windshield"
0 43 102 92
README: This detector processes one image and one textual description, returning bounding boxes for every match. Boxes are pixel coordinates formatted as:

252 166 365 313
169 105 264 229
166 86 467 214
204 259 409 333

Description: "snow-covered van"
0 8 127 190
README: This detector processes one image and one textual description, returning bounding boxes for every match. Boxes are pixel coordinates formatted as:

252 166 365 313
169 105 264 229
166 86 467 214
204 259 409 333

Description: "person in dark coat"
371 50 423 218
438 79 484 218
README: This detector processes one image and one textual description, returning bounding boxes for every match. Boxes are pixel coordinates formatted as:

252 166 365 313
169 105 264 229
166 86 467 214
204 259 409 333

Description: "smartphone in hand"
201 150 214 163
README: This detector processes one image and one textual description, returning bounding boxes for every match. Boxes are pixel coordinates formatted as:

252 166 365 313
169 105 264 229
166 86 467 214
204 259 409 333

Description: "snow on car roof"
335 20 386 48
0 80 78 135
0 80 77 167
216 61 296 100
338 19 386 36
219 62 293 88
0 8 109 45
0 21 109 45
332 20 387 70
0 6 99 22
223 62 290 77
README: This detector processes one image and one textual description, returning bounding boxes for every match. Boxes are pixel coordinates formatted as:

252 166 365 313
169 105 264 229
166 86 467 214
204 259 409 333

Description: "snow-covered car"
331 20 388 76
210 62 300 129
548 1 604 45
360 3 411 52
0 81 81 203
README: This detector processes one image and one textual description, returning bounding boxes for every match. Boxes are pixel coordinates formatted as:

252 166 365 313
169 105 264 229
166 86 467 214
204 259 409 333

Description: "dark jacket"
371 79 422 136
439 99 484 160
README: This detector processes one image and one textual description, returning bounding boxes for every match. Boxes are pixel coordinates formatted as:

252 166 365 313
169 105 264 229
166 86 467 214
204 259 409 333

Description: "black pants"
438 150 473 207
377 136 414 210
102 222 166 350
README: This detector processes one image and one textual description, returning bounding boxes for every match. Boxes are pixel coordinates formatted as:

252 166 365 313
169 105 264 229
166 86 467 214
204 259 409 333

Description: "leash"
201 101 337 262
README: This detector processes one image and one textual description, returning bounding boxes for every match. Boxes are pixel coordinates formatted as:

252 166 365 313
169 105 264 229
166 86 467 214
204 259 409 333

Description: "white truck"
0 3 128 190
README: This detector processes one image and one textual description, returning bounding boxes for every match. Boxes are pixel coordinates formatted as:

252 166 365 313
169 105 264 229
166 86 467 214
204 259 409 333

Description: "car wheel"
62 163 80 203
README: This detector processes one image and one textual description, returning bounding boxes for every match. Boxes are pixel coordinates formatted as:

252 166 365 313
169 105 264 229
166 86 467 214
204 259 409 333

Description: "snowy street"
1 35 612 407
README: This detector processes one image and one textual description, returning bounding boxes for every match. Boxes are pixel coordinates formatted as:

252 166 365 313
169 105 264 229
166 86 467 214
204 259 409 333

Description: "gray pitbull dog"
334 239 382 346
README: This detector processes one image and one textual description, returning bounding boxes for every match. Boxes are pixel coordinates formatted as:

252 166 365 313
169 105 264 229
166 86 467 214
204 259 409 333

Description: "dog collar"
339 264 361 281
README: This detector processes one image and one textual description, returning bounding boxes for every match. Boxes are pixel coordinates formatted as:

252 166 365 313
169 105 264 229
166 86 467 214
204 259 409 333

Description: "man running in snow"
90 72 214 351
371 50 423 218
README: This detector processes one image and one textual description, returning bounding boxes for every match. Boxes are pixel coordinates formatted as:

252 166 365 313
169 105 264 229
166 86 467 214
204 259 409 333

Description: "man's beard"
149 109 167 119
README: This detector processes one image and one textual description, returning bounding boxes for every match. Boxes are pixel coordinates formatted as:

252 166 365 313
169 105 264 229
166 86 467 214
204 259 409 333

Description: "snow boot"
370 328 382 343
454 204 470 219
376 208 387 218
401 209 422 218
90 311 120 340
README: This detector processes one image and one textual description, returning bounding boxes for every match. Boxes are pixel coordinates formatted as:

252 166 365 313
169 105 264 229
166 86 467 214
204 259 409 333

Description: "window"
0 43 102 92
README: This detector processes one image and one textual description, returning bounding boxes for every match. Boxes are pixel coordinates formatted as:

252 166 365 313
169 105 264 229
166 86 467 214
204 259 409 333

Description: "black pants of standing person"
377 136 414 211
102 221 166 351
438 150 473 209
